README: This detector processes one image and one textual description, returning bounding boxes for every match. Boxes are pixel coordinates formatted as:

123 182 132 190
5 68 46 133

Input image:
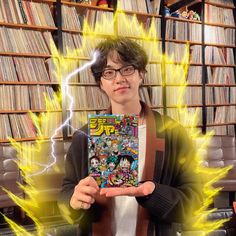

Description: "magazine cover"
88 114 139 188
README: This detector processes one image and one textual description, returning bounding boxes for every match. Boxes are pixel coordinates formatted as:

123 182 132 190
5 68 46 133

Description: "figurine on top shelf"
97 0 108 8
180 9 200 21
164 6 171 16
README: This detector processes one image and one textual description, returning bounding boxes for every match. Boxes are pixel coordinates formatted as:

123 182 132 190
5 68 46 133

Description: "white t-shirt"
114 124 146 235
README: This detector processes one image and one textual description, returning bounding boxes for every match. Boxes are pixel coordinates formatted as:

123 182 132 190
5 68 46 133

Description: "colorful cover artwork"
88 114 139 188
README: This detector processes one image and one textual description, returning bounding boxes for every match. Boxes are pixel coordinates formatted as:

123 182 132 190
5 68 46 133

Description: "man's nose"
114 71 126 83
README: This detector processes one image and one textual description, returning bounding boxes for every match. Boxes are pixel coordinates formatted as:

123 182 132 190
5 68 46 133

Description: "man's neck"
111 100 142 115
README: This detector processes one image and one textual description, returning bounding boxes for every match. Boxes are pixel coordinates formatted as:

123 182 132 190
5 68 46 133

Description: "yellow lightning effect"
2 5 232 235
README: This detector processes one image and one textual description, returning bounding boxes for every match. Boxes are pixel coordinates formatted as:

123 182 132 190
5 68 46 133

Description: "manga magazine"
88 114 139 188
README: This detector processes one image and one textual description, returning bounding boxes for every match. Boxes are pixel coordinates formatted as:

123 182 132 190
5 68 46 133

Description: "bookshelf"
0 0 235 143
0 0 62 143
0 0 235 231
164 0 235 135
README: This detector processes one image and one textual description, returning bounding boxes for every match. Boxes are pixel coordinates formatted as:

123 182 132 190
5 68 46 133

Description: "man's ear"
100 80 104 91
139 71 145 85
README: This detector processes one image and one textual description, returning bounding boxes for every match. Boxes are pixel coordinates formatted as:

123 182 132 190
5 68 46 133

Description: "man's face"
100 51 142 107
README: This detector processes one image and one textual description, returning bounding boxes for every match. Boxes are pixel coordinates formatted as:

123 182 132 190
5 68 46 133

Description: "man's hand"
70 176 99 210
100 181 155 197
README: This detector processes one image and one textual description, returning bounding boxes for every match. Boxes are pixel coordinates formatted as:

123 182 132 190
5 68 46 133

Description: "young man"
58 37 203 235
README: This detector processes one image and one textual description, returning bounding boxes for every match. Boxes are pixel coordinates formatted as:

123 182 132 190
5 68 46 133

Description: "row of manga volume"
58 59 96 83
166 86 236 106
65 84 236 109
116 14 161 39
2 46 232 85
62 33 102 56
67 111 96 135
67 86 110 109
166 20 202 42
166 20 235 45
205 25 235 45
204 3 235 25
46 61 235 86
0 85 61 111
66 86 163 109
205 46 235 65
0 112 62 140
185 65 236 87
0 0 55 26
62 34 163 61
165 43 201 63
207 67 235 84
0 27 56 54
166 43 235 65
166 107 202 126
207 106 236 126
207 125 235 136
166 106 236 136
0 56 57 82
62 5 114 34
117 0 161 14
167 106 235 128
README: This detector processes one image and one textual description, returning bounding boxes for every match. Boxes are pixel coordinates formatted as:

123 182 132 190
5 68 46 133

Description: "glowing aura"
2 6 232 235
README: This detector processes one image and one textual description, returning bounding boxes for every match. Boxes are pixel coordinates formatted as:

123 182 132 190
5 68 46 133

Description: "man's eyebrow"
104 65 114 69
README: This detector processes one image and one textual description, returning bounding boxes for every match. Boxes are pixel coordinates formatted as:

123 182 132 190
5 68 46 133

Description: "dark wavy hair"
91 37 148 84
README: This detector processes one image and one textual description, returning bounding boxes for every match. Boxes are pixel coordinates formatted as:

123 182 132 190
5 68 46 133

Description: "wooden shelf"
165 16 202 24
206 103 236 107
204 21 236 29
67 83 97 86
204 43 236 48
0 82 60 85
165 84 202 86
67 108 105 111
206 122 236 127
165 39 202 45
205 1 235 9
116 10 161 18
0 52 52 58
63 56 90 60
0 22 57 31
61 1 114 12
206 84 236 87
62 28 115 37
167 0 202 12
0 110 62 114
32 0 56 3
166 104 203 108
205 64 236 67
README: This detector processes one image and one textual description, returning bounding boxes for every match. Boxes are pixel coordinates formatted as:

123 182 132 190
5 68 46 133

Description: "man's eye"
103 70 114 76
123 67 133 72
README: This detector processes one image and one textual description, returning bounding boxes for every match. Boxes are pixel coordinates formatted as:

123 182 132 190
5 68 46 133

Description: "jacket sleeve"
136 124 204 224
57 129 94 226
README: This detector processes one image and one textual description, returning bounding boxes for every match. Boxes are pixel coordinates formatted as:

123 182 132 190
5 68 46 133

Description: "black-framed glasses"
101 65 136 80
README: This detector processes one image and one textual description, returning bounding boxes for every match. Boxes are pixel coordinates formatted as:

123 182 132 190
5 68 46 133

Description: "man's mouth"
114 86 130 92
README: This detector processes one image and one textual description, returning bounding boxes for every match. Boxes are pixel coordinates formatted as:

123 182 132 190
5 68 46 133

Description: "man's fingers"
79 176 99 190
79 194 95 204
100 183 154 197
100 187 140 197
80 202 91 210
75 185 98 196
71 199 91 210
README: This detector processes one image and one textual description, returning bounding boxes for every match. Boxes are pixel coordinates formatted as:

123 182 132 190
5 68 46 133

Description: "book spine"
17 0 27 24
